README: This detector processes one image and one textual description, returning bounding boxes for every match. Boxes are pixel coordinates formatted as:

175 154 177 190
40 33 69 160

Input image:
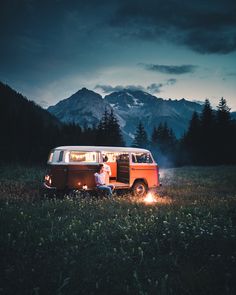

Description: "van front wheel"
132 181 147 197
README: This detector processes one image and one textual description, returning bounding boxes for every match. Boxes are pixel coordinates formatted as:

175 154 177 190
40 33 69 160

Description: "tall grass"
0 166 235 295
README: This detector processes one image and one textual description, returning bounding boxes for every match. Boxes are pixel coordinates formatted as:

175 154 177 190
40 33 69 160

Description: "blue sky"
1 0 236 110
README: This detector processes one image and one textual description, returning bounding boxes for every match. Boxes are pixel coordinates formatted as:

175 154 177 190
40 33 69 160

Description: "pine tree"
201 99 214 128
154 122 176 152
151 126 158 145
200 99 216 164
150 122 177 166
96 109 125 146
96 108 110 145
180 98 236 165
133 122 148 148
108 109 125 146
217 97 231 126
182 111 201 164
216 97 234 164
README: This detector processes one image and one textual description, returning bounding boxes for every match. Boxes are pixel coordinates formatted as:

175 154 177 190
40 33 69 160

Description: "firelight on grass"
143 192 157 204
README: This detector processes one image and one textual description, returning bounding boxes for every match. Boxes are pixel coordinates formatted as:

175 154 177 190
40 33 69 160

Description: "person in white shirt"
103 155 111 184
94 164 114 197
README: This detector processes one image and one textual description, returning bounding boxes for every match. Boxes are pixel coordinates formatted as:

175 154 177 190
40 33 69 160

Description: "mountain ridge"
47 88 204 142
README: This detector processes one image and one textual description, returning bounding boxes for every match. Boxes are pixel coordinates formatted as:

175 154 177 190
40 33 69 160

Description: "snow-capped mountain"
104 89 203 139
47 88 203 143
47 88 112 127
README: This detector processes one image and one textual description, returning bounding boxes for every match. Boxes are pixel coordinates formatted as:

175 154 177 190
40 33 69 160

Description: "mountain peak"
75 87 94 95
47 87 110 127
80 87 89 92
48 87 204 142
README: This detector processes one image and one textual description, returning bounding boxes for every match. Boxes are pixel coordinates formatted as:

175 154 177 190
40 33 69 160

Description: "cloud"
147 79 177 93
141 64 197 75
95 84 146 93
95 79 177 94
147 83 163 93
167 78 177 85
110 0 236 54
226 72 236 76
183 29 236 54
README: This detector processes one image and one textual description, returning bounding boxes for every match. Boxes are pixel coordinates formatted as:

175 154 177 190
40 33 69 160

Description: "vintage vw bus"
43 146 160 196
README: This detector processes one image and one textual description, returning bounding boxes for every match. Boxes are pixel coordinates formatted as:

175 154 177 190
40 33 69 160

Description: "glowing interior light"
144 192 157 204
65 151 70 163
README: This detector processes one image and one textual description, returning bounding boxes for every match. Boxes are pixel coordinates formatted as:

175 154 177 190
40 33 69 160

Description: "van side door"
116 153 130 184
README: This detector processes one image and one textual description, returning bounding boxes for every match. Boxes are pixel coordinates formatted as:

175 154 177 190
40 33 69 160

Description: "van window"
67 151 98 163
52 151 61 162
102 152 126 162
117 153 129 162
58 151 64 162
131 152 153 163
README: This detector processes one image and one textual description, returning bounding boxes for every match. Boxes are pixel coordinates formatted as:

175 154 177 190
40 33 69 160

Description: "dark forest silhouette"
180 98 236 165
0 82 124 164
1 82 236 166
132 98 236 166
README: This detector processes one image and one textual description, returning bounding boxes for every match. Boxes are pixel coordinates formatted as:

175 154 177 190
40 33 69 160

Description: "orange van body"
43 146 160 196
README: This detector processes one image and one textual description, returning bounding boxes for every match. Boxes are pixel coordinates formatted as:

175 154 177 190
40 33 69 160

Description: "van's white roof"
54 146 150 153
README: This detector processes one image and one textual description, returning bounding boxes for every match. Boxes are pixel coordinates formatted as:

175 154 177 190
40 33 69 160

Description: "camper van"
43 146 160 196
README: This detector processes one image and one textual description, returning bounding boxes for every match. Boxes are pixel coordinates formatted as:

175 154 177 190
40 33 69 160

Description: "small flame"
143 192 157 204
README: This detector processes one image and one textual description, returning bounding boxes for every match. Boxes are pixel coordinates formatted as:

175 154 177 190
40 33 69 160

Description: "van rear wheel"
132 181 147 197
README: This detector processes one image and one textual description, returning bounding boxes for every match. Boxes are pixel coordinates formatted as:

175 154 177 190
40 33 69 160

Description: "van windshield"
66 151 98 163
131 152 153 163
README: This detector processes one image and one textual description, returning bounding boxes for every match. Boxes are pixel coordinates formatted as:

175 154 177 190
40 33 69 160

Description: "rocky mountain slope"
47 88 203 142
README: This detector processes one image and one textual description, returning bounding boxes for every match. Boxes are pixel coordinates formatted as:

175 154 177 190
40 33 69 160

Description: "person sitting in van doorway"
102 155 111 184
94 164 114 197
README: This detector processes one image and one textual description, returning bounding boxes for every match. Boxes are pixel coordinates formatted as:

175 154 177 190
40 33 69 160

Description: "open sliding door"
116 153 130 184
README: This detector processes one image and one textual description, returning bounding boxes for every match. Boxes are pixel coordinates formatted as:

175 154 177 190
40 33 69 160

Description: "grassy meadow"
0 166 235 295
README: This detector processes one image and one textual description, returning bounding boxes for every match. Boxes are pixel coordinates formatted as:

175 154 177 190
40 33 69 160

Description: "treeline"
181 98 236 165
1 82 236 166
132 121 177 166
132 98 236 166
0 82 124 164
